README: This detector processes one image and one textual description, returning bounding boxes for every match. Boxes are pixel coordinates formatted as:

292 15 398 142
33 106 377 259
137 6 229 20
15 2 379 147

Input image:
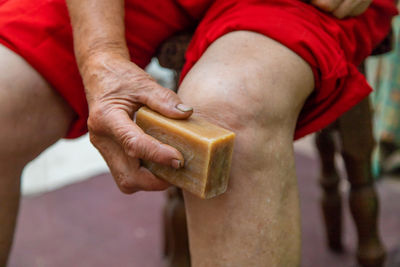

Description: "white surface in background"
294 133 316 158
21 59 318 196
21 135 108 196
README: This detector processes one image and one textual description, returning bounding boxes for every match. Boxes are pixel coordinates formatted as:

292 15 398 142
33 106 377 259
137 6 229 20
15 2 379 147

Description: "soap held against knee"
136 107 235 199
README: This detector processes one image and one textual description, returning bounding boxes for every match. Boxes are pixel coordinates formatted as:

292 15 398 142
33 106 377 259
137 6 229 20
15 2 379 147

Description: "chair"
315 35 393 267
156 31 392 267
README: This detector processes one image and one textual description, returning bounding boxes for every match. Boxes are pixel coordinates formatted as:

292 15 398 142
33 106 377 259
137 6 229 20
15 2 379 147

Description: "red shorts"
0 0 396 139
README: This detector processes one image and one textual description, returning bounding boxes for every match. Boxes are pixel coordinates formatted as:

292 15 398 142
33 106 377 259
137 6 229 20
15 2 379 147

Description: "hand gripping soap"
136 107 235 199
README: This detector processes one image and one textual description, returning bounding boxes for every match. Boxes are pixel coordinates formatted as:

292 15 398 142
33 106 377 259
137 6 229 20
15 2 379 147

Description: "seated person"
0 0 396 265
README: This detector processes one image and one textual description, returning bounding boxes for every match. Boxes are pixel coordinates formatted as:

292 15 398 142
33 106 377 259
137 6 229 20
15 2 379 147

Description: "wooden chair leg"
163 187 191 267
315 128 343 252
338 98 386 267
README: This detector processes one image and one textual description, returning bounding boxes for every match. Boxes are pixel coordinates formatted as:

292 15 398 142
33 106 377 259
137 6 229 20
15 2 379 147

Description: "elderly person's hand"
309 0 372 18
81 52 193 193
66 0 194 194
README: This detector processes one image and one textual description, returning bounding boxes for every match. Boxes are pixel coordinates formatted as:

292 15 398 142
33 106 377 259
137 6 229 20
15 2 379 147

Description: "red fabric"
0 0 397 139
181 0 398 139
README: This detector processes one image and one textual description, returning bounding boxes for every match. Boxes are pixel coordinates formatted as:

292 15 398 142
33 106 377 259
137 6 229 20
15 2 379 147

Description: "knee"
0 119 37 167
179 63 301 145
178 77 299 176
0 45 75 166
178 31 315 168
0 90 69 166
180 59 312 139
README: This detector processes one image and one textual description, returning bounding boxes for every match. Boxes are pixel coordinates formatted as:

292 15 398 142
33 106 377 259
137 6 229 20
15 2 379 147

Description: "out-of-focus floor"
8 146 400 267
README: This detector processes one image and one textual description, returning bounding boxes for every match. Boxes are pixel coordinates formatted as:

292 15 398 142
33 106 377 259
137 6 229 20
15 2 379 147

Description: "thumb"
141 81 193 119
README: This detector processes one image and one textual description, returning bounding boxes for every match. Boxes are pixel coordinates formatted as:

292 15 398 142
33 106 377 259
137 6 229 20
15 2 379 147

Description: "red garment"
0 0 397 139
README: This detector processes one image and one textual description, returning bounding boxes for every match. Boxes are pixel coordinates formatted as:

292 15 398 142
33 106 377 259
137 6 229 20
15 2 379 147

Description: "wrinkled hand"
82 53 193 194
309 0 372 18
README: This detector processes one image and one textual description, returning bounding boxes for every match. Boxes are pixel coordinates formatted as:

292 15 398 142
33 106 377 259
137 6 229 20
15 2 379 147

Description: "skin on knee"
178 31 314 266
0 44 75 266
0 47 75 162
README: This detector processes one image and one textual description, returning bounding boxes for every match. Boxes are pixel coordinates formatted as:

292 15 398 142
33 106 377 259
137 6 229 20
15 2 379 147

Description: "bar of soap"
136 107 235 199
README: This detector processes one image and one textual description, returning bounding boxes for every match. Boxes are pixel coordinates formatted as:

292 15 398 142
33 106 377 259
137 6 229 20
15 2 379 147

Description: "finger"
130 165 171 191
348 0 371 17
93 136 170 194
311 0 343 12
140 81 193 119
114 161 171 193
108 110 185 168
333 0 363 18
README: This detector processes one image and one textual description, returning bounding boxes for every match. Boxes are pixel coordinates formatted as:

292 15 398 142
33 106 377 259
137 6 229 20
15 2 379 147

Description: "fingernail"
176 104 193 113
171 159 182 169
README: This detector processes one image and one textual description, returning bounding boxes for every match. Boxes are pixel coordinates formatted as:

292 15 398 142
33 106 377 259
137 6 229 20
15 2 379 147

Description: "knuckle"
134 88 152 105
156 88 176 103
122 134 143 158
115 173 138 194
141 137 161 160
147 86 178 107
131 71 154 84
354 0 371 12
333 10 345 18
87 105 110 134
312 0 337 11
88 132 99 146
130 74 156 102
141 144 158 162
124 134 159 161
119 183 137 194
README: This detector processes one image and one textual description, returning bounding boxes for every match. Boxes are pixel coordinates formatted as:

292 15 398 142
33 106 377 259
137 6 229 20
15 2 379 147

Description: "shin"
178 31 314 266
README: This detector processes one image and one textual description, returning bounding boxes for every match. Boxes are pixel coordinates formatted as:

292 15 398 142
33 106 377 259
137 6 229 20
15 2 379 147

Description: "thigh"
0 44 74 165
0 44 74 267
178 31 314 266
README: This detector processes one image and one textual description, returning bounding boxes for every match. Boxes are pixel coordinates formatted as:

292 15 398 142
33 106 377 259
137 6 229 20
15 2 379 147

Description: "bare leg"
178 31 314 266
0 45 74 266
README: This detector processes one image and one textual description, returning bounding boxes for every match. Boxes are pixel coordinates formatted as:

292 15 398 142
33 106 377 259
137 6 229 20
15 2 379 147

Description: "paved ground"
8 152 400 267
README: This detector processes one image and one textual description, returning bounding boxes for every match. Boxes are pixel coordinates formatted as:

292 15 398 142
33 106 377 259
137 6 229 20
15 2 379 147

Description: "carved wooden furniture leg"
163 187 190 267
338 98 386 267
315 127 343 252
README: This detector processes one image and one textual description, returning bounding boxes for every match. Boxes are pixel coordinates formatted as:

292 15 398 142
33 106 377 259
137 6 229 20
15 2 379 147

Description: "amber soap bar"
136 107 235 199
